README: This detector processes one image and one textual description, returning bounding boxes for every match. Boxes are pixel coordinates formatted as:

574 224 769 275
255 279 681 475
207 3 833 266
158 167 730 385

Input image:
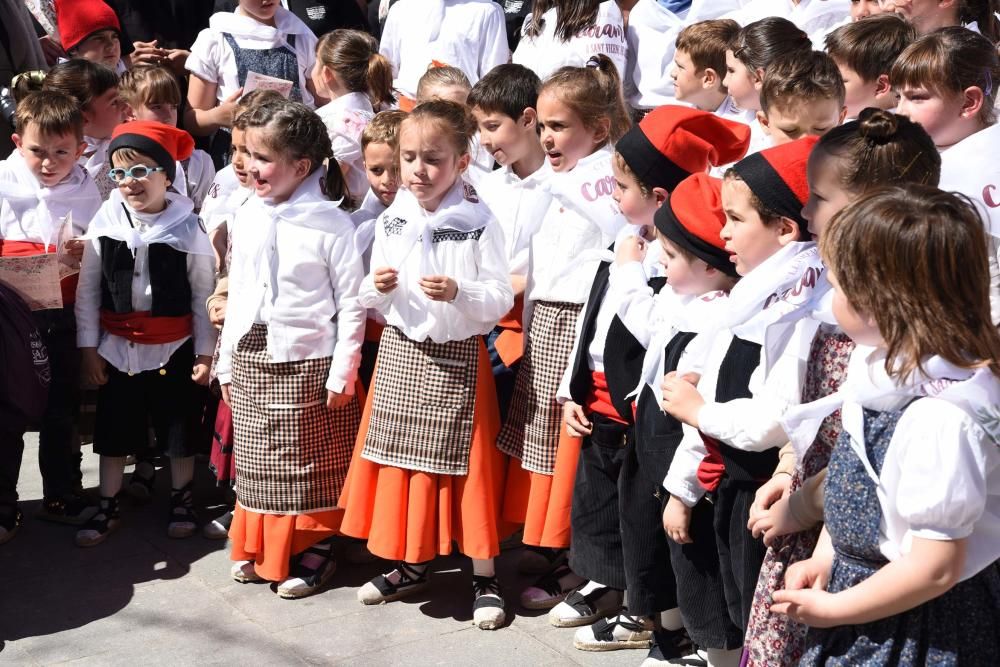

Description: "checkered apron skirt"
362 326 479 475
496 301 583 474
230 324 360 514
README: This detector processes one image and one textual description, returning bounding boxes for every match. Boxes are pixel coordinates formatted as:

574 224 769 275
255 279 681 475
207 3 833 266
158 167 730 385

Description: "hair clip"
585 56 601 69
11 70 45 90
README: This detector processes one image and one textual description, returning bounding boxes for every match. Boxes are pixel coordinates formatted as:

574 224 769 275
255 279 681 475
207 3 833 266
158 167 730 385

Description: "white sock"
578 579 605 595
169 456 195 490
472 558 495 578
659 607 684 631
99 456 127 498
706 647 742 667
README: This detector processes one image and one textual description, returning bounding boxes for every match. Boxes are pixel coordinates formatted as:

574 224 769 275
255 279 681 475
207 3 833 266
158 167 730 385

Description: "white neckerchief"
210 6 309 49
782 346 1000 481
81 136 109 177
85 189 213 257
383 178 492 275
726 242 825 345
0 151 96 247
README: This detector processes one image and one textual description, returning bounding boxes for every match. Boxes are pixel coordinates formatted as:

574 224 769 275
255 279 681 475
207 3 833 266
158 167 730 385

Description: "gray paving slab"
1 438 641 666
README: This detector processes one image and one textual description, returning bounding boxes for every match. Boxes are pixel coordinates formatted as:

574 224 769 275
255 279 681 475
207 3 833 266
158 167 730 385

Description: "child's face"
657 233 713 295
537 90 605 173
245 128 309 202
230 127 251 188
888 0 950 34
362 141 399 208
472 107 532 169
13 123 85 187
671 49 705 104
399 120 469 211
723 50 760 111
835 61 879 119
801 148 854 241
760 98 844 146
130 101 179 127
850 0 886 19
310 62 339 99
895 85 968 148
239 0 279 23
720 178 787 275
829 270 883 346
611 156 658 226
83 87 124 139
111 150 169 214
419 84 470 106
73 29 120 70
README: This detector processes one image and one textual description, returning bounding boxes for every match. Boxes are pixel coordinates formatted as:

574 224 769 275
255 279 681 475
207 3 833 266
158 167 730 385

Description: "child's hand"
81 348 108 386
419 275 458 302
615 235 647 266
191 355 213 386
209 301 227 328
660 371 704 427
63 238 86 262
749 473 792 523
562 401 593 437
221 383 232 407
326 390 352 410
213 88 244 127
770 587 841 628
749 494 808 546
662 495 693 544
782 555 832 593
373 266 399 293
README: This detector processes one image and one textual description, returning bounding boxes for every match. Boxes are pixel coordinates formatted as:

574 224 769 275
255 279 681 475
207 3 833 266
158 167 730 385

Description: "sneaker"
167 483 197 539
573 611 655 651
548 585 624 628
357 562 431 604
231 560 264 584
0 509 23 546
128 462 155 502
517 545 565 575
640 629 700 665
519 563 585 610
75 495 121 547
35 493 97 526
201 510 233 540
472 575 506 630
277 543 337 599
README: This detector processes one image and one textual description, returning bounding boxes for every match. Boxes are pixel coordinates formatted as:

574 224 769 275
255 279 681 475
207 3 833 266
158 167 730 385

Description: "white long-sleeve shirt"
217 174 365 393
723 0 850 35
379 0 508 98
625 0 686 110
76 202 217 374
475 161 553 276
358 180 514 343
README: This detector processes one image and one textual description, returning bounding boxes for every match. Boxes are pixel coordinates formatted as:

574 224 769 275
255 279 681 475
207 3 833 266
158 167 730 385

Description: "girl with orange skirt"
339 100 514 630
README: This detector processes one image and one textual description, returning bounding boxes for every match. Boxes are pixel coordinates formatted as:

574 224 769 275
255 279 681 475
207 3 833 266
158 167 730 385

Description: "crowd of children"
1 0 999 665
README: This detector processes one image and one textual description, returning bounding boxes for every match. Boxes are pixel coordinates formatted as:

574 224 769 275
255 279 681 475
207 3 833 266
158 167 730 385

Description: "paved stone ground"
0 436 641 666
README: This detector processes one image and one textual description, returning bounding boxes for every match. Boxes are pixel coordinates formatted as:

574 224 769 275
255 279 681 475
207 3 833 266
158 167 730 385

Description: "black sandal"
168 483 198 539
75 495 121 547
358 561 431 604
472 575 506 630
277 540 337 599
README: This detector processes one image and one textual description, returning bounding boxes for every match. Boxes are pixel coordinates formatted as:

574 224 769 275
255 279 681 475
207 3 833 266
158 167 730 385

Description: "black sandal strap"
532 564 575 597
591 613 648 642
373 561 429 596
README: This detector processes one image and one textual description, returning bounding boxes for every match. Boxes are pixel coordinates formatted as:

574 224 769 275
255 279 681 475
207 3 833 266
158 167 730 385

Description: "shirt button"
129 342 135 347
134 271 140 277
159 368 167 376
128 371 135 376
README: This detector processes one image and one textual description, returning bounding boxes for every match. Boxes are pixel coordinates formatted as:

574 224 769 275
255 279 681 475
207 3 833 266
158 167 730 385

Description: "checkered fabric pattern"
496 301 583 474
362 326 479 475
230 324 360 513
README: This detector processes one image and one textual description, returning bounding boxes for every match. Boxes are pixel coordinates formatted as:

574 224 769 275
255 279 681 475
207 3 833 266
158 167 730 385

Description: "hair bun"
858 108 899 145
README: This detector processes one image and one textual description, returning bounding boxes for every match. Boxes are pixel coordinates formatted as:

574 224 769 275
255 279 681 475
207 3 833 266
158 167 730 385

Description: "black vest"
99 238 192 316
633 330 697 482
567 251 666 423
714 336 777 482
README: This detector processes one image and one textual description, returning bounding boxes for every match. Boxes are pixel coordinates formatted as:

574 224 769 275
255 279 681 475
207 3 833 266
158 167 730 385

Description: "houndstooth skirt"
496 301 582 475
362 326 479 475
230 324 360 514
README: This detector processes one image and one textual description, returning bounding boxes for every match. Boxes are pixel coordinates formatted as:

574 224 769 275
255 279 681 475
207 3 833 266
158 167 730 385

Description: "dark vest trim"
99 238 192 317
714 336 777 482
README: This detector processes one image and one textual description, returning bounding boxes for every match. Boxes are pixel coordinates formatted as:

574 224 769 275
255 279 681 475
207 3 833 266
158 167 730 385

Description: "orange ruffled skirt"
339 342 513 563
501 426 582 549
230 506 343 582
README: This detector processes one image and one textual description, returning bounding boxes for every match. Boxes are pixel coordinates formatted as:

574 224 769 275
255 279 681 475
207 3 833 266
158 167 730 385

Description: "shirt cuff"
664 478 704 508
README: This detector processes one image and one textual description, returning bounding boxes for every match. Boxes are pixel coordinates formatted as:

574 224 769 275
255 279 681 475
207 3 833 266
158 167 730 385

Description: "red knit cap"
615 105 751 192
56 0 121 52
655 174 737 277
109 121 195 183
731 135 819 234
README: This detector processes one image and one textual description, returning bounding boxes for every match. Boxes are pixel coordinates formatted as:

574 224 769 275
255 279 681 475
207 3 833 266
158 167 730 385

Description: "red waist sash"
584 370 629 425
100 310 192 344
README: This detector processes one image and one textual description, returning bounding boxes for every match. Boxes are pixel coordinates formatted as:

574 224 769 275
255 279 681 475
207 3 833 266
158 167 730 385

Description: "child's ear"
753 67 765 89
651 186 668 208
702 67 718 90
960 85 985 119
756 110 771 135
457 151 472 174
837 105 847 125
75 140 87 160
874 73 891 98
294 156 311 179
520 107 537 130
776 216 802 245
11 133 21 148
591 116 611 146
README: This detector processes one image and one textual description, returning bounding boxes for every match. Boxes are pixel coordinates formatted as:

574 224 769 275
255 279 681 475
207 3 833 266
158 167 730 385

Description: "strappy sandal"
357 561 431 604
472 575 506 630
277 541 337 599
548 585 624 627
75 495 121 547
519 563 585 610
573 610 656 652
167 483 197 539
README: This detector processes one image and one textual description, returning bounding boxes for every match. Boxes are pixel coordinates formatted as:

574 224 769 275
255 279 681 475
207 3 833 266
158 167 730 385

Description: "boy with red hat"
659 136 825 656
542 106 749 659
55 0 130 74
74 121 217 547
